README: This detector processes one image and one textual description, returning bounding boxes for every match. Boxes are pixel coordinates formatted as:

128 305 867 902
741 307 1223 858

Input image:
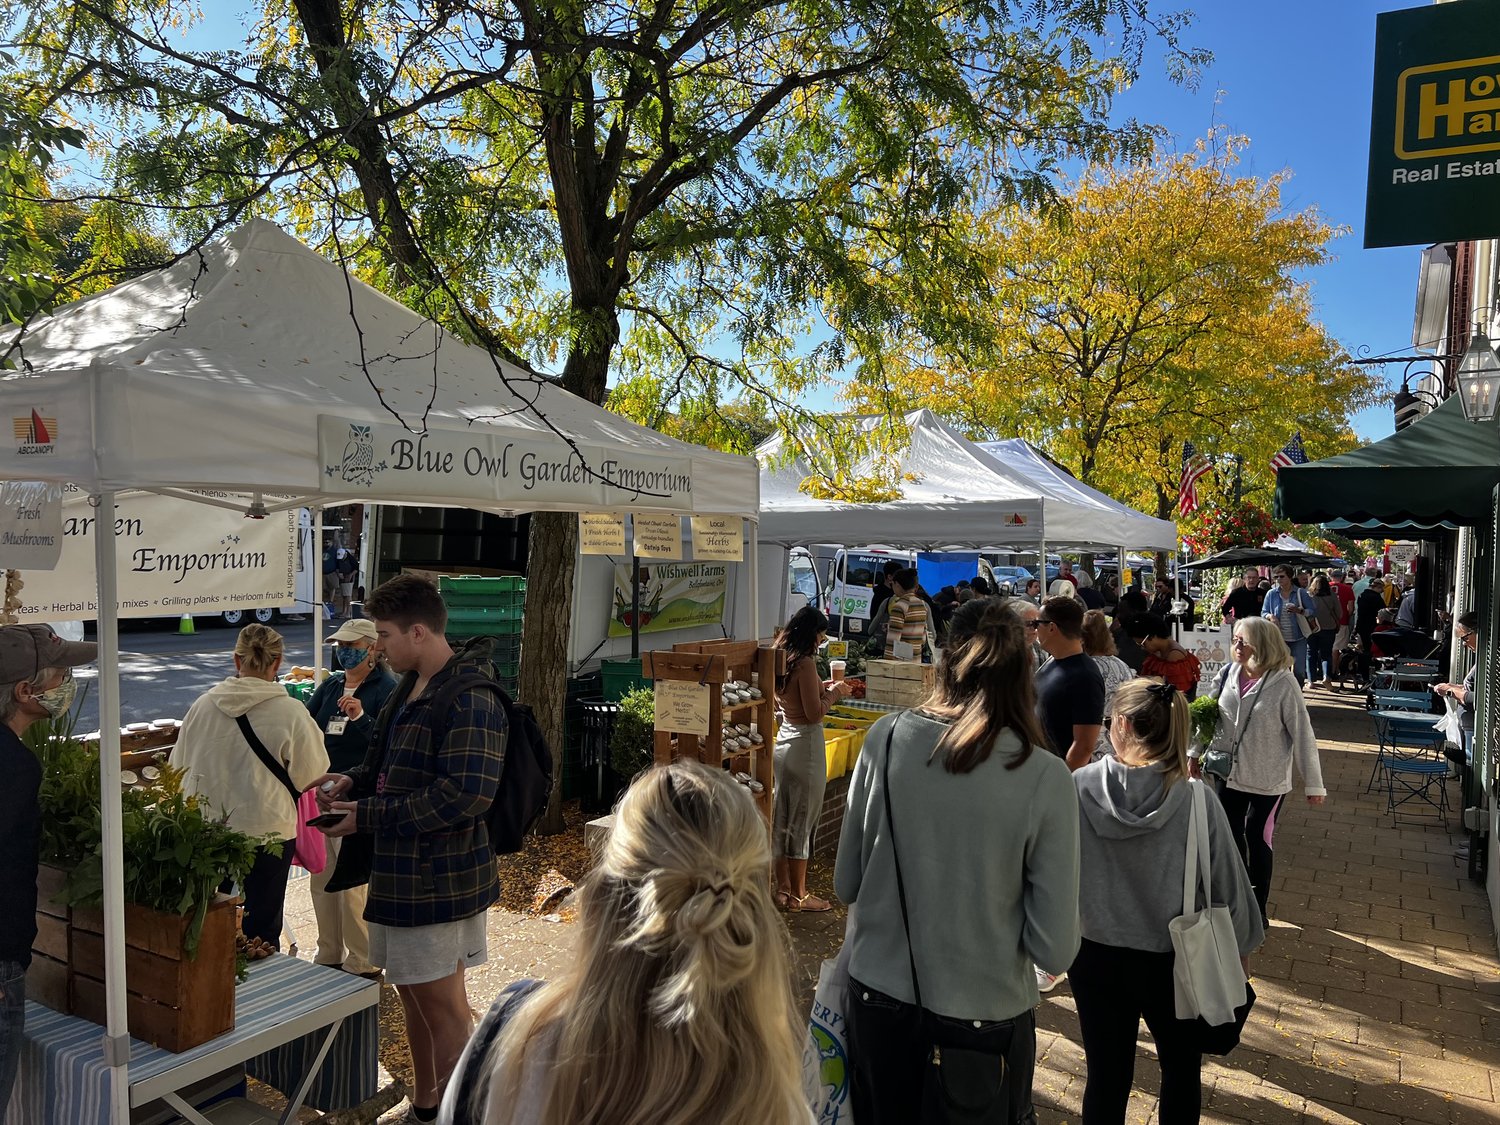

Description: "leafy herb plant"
1189 694 1222 749
29 692 266 958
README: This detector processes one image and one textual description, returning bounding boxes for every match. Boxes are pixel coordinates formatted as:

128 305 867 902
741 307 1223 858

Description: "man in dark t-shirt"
1032 597 1105 771
1220 568 1265 623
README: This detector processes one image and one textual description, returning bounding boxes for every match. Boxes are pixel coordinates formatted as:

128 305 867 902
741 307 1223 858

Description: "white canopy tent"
756 409 1175 552
974 438 1178 552
756 410 1046 549
0 219 760 1121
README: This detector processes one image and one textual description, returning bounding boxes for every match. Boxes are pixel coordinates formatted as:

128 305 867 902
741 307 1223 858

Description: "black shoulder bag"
235 714 299 803
880 716 1038 1125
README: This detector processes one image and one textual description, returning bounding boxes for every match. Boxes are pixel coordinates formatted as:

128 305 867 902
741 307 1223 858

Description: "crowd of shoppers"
21 548 1434 1124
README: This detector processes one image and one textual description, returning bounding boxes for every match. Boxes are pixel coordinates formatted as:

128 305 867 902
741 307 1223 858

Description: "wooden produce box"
30 866 238 1052
865 659 935 707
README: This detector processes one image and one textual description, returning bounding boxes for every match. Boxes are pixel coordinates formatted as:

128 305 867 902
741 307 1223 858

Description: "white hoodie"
173 675 330 840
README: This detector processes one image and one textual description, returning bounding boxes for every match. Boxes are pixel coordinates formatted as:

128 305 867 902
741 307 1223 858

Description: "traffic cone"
178 613 195 635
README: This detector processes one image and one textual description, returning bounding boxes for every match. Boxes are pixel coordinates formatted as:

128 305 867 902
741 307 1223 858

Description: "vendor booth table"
0 218 761 1123
5 956 378 1125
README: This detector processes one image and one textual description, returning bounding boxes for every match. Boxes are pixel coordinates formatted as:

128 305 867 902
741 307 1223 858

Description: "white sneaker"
1035 967 1064 993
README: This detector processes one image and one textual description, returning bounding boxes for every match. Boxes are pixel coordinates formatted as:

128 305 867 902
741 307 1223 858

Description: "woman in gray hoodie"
1072 679 1263 1124
835 597 1080 1124
1206 615 1326 926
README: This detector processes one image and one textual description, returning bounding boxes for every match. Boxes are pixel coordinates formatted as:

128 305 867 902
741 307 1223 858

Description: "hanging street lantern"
1454 329 1500 423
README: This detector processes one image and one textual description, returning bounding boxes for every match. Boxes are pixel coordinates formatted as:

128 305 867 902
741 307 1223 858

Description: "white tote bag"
804 904 856 1123
1168 781 1248 1025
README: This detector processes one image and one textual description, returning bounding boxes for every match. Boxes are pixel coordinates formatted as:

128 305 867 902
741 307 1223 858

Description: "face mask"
34 677 76 720
335 646 368 671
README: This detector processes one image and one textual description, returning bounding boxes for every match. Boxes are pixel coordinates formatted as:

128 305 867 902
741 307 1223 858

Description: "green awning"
1275 395 1500 527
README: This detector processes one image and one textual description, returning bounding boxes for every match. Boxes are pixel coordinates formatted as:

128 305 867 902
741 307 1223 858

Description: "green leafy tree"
4 0 1203 829
847 135 1382 520
0 64 85 324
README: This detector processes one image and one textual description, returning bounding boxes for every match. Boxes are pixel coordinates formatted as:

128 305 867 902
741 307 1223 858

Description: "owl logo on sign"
326 424 384 487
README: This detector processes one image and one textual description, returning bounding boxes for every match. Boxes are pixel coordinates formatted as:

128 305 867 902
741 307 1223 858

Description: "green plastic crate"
445 605 524 639
439 575 526 605
601 658 651 701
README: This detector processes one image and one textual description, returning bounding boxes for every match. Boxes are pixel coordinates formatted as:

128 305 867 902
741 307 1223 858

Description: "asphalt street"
71 617 326 732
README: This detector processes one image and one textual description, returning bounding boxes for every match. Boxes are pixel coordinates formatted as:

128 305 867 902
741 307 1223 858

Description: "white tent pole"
92 489 130 1123
314 508 325 672
748 520 760 644
778 547 791 629
1040 536 1048 590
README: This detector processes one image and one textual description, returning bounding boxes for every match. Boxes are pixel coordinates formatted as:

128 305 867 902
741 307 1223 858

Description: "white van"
807 546 917 638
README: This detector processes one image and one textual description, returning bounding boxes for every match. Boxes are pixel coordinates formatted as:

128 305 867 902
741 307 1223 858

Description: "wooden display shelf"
642 640 783 825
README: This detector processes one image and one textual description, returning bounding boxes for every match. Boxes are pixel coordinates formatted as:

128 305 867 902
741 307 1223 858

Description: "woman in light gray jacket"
835 597 1080 1124
1073 679 1263 1124
1205 616 1326 927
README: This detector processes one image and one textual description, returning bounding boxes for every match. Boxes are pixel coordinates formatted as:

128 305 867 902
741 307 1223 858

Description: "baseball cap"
0 624 98 684
327 618 378 644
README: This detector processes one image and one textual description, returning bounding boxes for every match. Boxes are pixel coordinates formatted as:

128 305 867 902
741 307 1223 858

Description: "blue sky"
1112 1 1419 441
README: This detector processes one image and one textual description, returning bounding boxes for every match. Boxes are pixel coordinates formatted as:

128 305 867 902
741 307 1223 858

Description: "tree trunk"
525 333 616 834
520 509 579 834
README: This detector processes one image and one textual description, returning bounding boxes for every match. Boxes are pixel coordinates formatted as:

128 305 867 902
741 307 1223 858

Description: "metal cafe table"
5 955 379 1125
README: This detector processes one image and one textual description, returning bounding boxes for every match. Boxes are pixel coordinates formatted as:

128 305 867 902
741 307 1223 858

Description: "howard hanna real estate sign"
1367 0 1500 248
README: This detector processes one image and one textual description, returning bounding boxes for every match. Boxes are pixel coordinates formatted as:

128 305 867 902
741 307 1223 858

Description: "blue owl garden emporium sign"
315 415 694 510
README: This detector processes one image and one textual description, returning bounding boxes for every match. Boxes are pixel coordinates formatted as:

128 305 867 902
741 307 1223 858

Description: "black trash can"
580 699 625 814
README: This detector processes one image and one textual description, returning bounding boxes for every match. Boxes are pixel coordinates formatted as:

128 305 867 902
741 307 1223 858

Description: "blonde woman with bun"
1072 679 1263 1123
834 597 1079 1123
439 760 809 1125
173 624 328 951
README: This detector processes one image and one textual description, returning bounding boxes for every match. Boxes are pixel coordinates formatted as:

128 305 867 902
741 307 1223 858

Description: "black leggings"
1214 786 1285 924
1070 938 1204 1124
224 839 295 949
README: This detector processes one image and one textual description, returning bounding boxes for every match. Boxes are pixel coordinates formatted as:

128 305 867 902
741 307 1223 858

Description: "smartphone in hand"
306 810 351 829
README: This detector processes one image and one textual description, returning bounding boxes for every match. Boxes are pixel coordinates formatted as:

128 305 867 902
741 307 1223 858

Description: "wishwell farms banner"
608 561 728 637
9 489 296 620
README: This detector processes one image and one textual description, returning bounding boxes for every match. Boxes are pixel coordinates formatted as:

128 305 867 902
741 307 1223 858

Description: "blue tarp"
917 551 980 593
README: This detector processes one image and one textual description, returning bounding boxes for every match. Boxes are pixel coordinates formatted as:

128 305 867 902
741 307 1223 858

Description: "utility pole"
1232 454 1244 503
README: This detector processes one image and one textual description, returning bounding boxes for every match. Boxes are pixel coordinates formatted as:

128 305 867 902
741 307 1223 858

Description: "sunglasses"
1024 620 1044 630
1457 629 1476 642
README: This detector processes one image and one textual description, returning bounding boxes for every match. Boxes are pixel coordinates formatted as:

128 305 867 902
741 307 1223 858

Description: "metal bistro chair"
1365 686 1434 716
1380 720 1452 828
1365 692 1439 794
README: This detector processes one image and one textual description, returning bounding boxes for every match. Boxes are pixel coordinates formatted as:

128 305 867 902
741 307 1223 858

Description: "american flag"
1270 433 1308 474
1178 441 1212 515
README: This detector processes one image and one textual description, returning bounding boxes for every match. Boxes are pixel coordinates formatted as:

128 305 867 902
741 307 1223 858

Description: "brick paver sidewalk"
1033 688 1500 1124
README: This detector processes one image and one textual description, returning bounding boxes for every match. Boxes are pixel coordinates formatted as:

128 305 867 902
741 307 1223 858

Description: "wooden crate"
30 866 238 1053
865 659 935 707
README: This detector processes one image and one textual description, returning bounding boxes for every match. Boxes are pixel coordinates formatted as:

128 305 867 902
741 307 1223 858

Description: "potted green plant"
27 697 268 1050
610 686 656 780
29 703 264 956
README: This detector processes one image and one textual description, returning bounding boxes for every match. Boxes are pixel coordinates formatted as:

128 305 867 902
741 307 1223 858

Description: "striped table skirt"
5 954 379 1124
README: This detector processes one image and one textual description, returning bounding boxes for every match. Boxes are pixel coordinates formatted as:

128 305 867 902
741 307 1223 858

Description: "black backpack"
425 669 554 853
321 644 554 893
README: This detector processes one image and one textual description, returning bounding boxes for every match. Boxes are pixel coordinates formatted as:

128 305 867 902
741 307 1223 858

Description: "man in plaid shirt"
316 575 507 1123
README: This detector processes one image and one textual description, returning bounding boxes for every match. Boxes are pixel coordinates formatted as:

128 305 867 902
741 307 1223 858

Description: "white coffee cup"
830 660 847 681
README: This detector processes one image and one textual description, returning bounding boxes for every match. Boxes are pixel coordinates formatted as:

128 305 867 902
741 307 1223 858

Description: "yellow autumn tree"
847 134 1383 518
